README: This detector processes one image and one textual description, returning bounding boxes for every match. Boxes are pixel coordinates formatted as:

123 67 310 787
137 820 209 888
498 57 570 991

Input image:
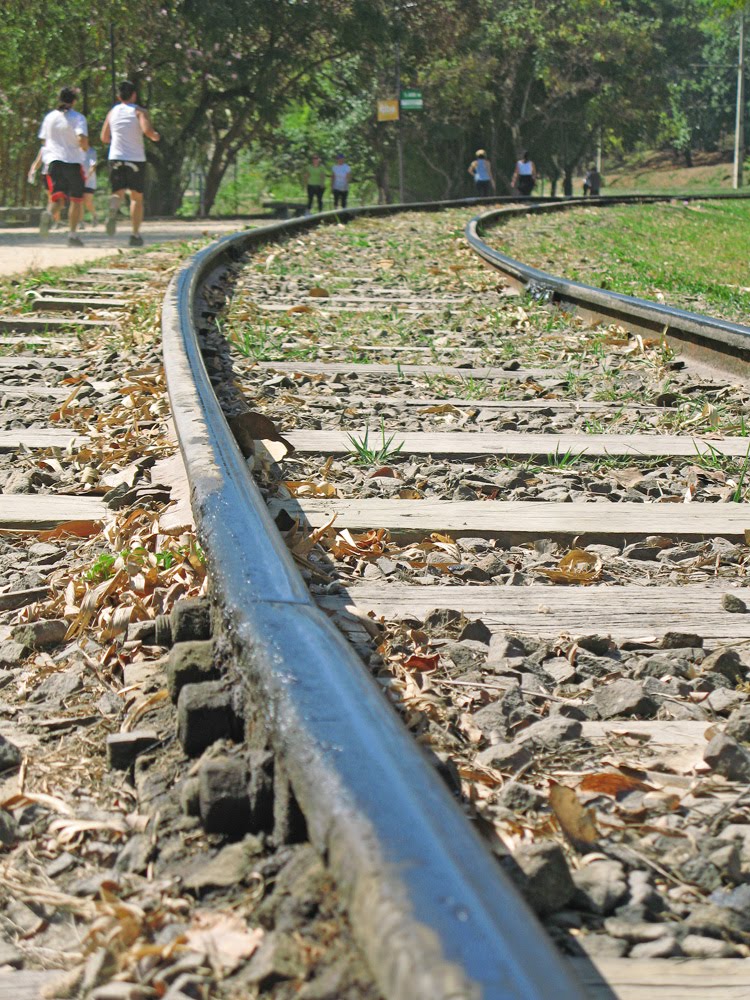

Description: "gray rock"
12 618 68 650
592 679 657 719
703 733 750 782
572 860 628 915
515 716 582 749
488 632 529 659
575 635 615 656
639 654 692 680
496 782 546 813
511 842 575 917
114 834 155 874
684 903 750 940
458 619 492 645
629 936 680 959
475 742 533 773
722 593 747 613
604 917 668 943
628 870 664 914
726 704 750 744
681 934 741 958
700 647 746 683
0 734 21 773
183 836 263 894
661 632 703 649
706 688 746 715
576 935 628 959
708 884 750 912
0 641 29 667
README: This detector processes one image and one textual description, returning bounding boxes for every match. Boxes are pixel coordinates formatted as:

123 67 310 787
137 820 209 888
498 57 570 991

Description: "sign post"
400 88 423 111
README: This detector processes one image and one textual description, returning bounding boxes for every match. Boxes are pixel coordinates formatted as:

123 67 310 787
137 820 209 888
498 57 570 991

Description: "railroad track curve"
162 195 750 999
2 195 750 999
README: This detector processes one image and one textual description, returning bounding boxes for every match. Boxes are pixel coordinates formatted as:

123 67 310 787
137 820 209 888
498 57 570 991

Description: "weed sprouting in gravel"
347 420 404 466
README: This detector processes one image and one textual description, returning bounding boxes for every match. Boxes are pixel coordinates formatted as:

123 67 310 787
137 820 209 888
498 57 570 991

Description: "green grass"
347 421 404 466
493 200 750 324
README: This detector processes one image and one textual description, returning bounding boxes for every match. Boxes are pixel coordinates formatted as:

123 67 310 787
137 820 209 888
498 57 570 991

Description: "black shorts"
47 161 85 202
109 160 145 194
517 175 535 196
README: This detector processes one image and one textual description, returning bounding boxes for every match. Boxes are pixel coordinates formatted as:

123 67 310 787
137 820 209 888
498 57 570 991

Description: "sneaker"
106 196 119 236
129 234 144 247
39 210 52 235
67 235 83 247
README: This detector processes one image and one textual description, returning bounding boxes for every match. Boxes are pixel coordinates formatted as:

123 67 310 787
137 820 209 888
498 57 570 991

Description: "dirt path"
0 217 252 276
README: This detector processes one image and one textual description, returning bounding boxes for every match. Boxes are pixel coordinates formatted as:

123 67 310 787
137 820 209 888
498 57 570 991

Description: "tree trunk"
145 150 187 217
563 169 573 196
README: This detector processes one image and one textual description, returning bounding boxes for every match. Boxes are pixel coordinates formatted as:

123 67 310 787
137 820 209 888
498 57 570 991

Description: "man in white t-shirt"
101 80 160 247
37 87 89 246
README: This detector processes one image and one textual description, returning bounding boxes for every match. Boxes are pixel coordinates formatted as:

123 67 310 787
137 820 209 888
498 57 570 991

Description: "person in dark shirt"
583 165 602 197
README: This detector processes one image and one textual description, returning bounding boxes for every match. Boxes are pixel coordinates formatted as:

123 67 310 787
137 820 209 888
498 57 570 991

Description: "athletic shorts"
109 160 145 194
47 161 85 202
83 186 96 195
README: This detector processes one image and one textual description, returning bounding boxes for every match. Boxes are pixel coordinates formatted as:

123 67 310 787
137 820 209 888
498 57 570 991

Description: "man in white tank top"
100 80 160 246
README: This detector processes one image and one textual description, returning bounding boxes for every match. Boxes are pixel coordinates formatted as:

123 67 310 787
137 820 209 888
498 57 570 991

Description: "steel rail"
466 195 750 375
162 199 587 1000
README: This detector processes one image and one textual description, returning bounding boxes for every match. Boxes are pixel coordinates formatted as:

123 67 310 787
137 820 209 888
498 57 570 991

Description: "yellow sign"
377 99 399 122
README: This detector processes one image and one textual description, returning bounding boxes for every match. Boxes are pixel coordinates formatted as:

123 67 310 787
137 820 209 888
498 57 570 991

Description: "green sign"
400 88 423 110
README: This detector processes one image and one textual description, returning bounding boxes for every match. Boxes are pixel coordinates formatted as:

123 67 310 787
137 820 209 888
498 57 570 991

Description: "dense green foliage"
1 0 747 212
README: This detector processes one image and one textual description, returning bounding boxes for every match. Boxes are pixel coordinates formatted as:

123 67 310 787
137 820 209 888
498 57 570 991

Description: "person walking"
304 154 326 213
468 149 495 197
583 164 602 197
511 151 537 197
101 80 160 246
36 87 88 246
28 146 62 230
331 153 351 209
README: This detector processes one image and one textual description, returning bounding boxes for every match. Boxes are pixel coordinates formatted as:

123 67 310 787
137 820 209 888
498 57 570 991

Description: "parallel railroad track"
2 197 750 999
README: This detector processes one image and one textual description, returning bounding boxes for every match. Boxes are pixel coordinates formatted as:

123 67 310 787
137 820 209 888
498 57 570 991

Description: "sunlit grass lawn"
493 199 750 324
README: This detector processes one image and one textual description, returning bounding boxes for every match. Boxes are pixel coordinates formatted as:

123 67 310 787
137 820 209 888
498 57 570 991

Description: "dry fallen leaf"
579 772 655 797
538 548 602 585
548 781 598 850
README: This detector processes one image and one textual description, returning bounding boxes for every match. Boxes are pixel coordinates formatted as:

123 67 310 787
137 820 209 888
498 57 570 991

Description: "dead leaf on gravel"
185 911 264 974
538 548 602 585
283 480 337 498
579 772 655 797
287 303 315 314
549 781 598 850
403 651 440 672
419 404 462 416
308 287 330 297
37 520 102 541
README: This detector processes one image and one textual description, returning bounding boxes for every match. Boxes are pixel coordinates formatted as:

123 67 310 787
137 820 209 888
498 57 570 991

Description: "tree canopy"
0 0 745 210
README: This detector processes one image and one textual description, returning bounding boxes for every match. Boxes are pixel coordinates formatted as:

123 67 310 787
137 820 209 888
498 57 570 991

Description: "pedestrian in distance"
468 149 496 197
331 153 351 209
511 151 537 197
101 80 160 246
36 87 89 246
82 146 98 228
28 146 62 230
304 154 326 213
583 164 602 197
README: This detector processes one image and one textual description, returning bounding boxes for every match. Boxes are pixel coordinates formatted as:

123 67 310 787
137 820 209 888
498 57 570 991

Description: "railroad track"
2 198 750 999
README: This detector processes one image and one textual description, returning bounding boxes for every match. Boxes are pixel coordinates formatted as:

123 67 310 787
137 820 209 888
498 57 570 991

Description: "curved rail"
162 201 586 1000
467 196 750 374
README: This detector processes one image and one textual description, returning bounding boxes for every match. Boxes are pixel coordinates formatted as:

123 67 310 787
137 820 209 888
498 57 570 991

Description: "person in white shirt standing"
331 153 351 209
37 87 89 246
100 80 160 247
